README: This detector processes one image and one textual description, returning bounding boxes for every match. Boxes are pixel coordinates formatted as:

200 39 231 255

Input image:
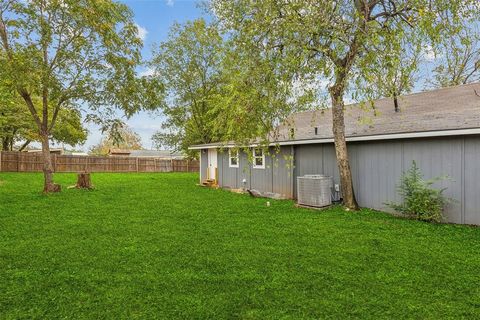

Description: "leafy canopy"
150 19 225 156
431 22 480 87
0 98 87 150
0 80 86 150
89 124 142 155
0 0 162 140
211 0 480 140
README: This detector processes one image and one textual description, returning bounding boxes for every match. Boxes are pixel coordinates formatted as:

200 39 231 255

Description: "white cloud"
343 96 356 105
139 67 155 77
126 114 165 149
317 78 330 88
135 24 148 41
165 0 174 7
424 45 436 61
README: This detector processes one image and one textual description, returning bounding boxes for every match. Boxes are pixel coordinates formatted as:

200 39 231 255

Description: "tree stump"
76 173 92 189
44 183 61 193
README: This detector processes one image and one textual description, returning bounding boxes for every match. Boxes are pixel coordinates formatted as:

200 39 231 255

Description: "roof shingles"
276 82 480 141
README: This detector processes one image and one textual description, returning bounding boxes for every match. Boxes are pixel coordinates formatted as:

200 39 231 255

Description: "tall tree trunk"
329 86 359 210
393 88 400 112
1 136 14 151
40 132 60 193
2 138 8 151
393 95 400 112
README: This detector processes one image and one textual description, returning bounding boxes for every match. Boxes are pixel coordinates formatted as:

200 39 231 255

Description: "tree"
212 0 479 210
89 124 142 156
210 25 300 149
0 0 161 192
0 79 29 150
431 24 480 87
149 19 226 156
49 107 88 148
369 37 421 112
0 90 87 151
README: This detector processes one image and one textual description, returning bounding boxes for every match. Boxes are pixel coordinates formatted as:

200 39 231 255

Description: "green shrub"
388 161 450 223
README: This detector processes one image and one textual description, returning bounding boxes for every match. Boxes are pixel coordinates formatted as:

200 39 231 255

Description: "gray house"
189 82 480 225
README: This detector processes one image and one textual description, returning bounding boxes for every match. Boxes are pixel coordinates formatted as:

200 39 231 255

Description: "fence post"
186 160 189 172
54 154 57 172
171 159 174 172
16 152 19 172
136 157 139 172
154 158 157 172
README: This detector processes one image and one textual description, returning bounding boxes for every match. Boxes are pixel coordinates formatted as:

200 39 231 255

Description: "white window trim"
252 148 265 169
229 149 239 168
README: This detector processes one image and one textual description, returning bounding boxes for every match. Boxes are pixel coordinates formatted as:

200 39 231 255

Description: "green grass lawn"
0 173 479 319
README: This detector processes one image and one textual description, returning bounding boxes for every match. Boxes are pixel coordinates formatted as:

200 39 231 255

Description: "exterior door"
208 148 217 180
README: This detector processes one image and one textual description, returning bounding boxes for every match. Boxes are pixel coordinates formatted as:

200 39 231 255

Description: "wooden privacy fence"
0 151 199 173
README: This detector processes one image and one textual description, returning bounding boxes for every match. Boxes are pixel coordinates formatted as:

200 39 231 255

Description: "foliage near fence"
0 151 198 173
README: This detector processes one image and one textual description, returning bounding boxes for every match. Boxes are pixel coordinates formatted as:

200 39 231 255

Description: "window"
229 149 239 168
252 148 265 169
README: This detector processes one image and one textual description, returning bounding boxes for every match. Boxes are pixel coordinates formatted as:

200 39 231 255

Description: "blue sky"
81 0 204 151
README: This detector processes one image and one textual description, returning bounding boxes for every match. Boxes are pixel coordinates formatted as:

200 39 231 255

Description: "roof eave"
188 128 480 150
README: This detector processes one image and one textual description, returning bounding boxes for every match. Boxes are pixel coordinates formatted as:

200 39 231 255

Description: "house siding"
294 136 480 225
464 137 480 225
272 146 294 197
217 147 294 198
217 150 251 190
200 149 208 182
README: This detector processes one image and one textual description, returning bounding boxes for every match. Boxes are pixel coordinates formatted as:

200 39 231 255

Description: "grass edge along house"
189 82 480 225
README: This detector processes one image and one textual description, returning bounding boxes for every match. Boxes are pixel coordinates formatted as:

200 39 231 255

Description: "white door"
208 148 217 180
